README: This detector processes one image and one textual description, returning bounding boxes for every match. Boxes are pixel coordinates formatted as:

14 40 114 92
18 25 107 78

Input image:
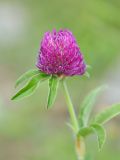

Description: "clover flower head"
36 29 86 76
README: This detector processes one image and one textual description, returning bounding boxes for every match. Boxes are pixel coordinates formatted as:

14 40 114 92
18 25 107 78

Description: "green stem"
62 80 86 160
62 80 79 133
75 136 86 160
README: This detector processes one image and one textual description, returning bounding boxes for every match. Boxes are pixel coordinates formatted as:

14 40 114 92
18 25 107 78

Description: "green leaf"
77 127 93 137
79 85 107 127
47 76 59 109
15 69 41 88
11 73 49 100
91 124 106 151
77 124 106 150
93 103 120 124
78 124 106 151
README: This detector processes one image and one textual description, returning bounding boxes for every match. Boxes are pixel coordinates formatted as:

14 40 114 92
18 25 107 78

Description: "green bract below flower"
11 29 120 160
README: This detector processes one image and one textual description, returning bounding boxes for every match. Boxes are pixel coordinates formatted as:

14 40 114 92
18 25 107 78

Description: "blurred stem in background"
62 80 86 160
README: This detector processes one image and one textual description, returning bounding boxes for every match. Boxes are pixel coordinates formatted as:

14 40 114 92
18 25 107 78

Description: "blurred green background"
0 0 120 159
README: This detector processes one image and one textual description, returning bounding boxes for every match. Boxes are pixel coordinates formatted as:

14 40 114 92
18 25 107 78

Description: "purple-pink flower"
36 29 86 76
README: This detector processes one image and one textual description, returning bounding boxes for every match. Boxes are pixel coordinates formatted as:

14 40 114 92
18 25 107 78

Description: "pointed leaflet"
77 127 93 137
15 69 41 88
77 124 106 148
93 103 120 124
91 124 106 151
79 85 107 127
11 73 49 100
47 76 59 109
78 124 106 151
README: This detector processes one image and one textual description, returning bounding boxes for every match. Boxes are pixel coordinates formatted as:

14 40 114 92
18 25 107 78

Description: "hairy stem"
62 80 79 133
75 136 86 160
62 80 86 160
